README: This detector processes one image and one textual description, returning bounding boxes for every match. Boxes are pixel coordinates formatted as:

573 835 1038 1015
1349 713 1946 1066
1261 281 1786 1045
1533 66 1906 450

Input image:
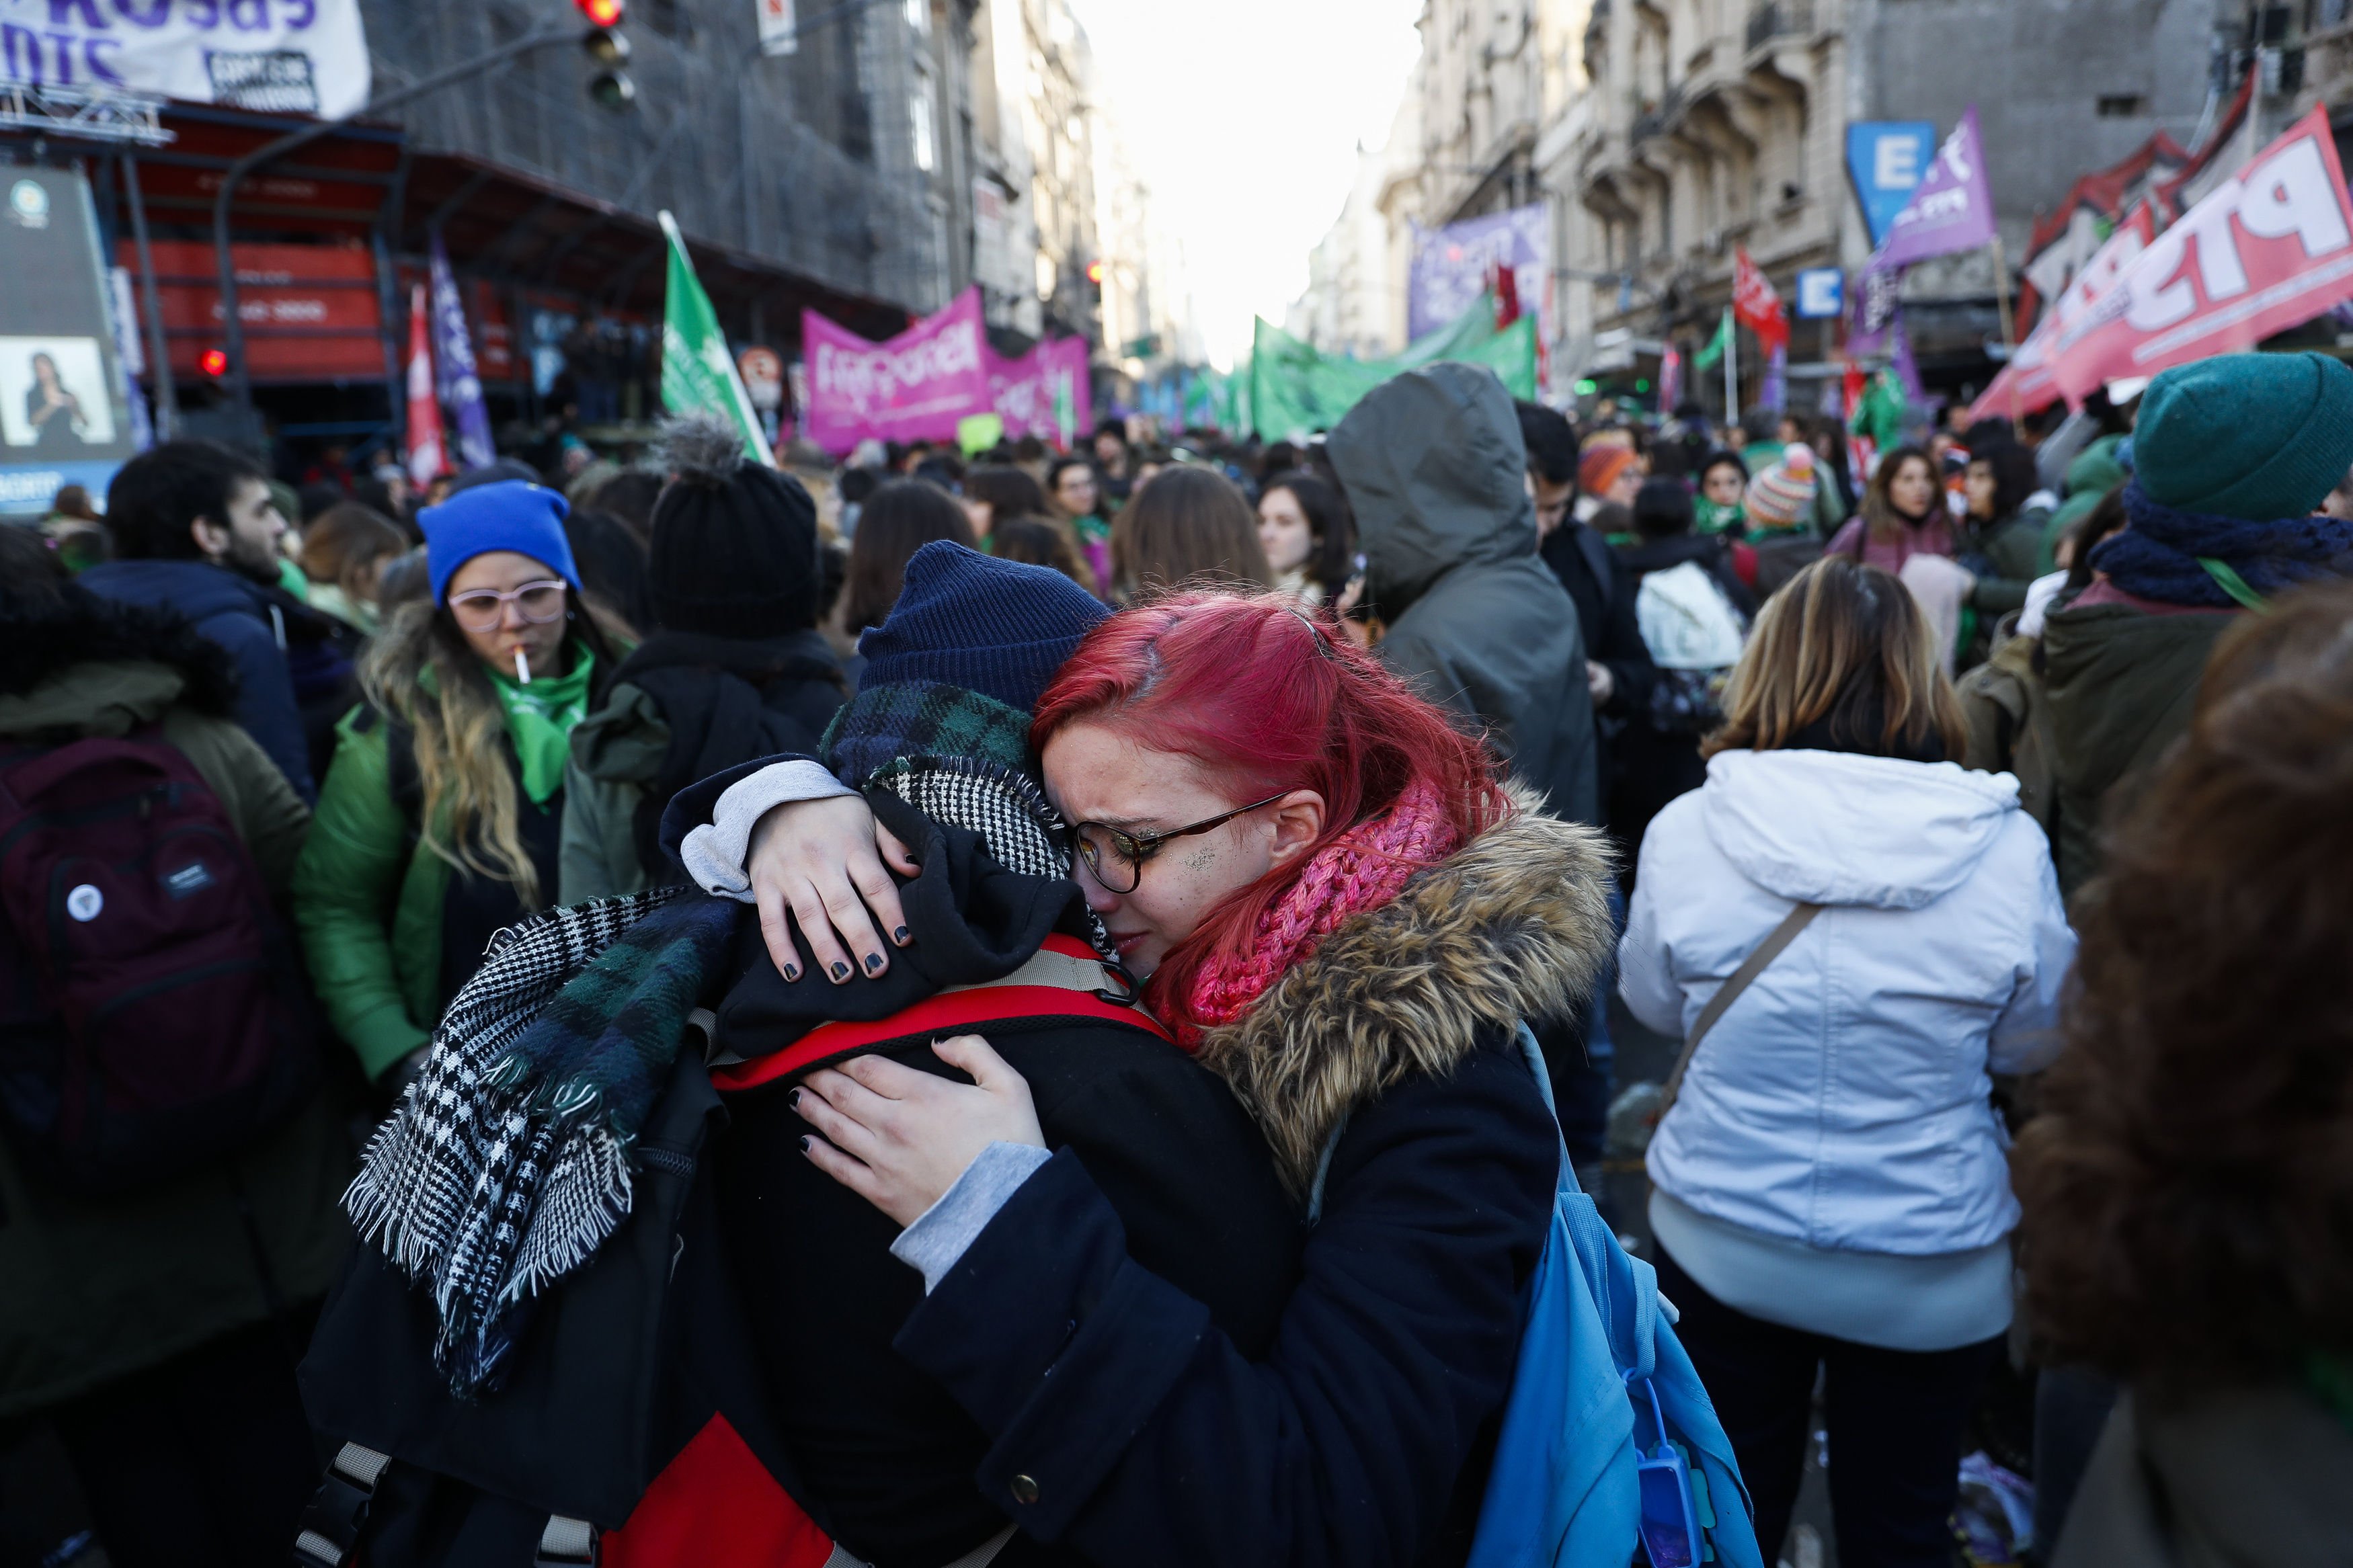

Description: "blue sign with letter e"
1845 122 1938 246
1794 268 1844 321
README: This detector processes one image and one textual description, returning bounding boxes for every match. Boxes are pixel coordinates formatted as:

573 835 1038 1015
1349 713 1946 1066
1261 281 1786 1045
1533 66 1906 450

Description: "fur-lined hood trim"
0 583 241 714
1195 782 1617 1193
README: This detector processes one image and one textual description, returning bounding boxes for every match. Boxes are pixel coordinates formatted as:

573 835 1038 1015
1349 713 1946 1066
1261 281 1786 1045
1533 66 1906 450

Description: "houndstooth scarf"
344 753 1103 1400
344 886 739 1398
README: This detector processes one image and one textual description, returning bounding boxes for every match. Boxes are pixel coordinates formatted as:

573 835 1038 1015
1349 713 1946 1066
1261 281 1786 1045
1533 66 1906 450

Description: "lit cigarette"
514 648 531 685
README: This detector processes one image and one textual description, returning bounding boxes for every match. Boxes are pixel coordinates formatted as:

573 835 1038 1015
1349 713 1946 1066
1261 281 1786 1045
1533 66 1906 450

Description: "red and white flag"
404 282 448 489
1732 247 1789 356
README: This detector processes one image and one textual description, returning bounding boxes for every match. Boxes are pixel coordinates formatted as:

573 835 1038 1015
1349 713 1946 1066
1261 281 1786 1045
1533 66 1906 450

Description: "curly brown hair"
2011 579 2353 1391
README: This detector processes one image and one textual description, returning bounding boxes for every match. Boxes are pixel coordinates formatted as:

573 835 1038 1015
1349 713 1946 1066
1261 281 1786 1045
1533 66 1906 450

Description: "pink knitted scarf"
1176 780 1460 1045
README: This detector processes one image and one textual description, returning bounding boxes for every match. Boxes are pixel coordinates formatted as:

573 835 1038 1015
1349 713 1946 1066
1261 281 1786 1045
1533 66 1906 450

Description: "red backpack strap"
712 934 1174 1094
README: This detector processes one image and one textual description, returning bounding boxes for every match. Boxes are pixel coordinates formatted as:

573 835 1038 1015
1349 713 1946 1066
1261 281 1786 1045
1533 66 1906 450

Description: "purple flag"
429 234 495 471
1879 107 1996 268
1851 107 1997 354
1889 311 1926 407
1408 203 1548 341
1759 343 1788 413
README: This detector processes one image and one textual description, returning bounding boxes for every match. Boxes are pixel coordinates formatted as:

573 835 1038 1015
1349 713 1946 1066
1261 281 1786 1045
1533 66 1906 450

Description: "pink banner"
802 287 990 450
988 336 1093 444
2044 108 2353 407
1970 204 2157 425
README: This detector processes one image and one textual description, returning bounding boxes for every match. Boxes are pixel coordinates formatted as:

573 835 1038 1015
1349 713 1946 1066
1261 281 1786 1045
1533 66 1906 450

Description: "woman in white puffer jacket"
1620 556 2075 1568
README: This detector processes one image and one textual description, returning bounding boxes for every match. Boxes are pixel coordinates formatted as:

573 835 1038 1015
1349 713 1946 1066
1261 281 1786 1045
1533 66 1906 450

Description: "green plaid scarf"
822 679 1034 784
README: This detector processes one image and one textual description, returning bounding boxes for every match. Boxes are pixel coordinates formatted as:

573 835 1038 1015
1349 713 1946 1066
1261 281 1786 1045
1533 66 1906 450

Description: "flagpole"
1989 234 2022 438
1722 306 1738 423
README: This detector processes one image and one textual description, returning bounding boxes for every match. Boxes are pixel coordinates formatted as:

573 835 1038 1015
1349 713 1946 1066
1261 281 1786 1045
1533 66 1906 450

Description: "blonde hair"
1704 555 1965 761
359 595 621 906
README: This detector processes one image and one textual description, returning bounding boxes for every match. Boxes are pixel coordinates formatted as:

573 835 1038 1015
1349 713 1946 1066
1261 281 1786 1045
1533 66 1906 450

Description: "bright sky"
1069 0 1424 369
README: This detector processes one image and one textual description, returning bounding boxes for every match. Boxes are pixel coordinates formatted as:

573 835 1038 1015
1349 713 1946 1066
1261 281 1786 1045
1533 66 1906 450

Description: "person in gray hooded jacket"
1326 362 1599 824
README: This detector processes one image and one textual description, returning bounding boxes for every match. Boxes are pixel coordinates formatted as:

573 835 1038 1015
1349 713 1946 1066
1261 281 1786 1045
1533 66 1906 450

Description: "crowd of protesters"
2 347 2349 1568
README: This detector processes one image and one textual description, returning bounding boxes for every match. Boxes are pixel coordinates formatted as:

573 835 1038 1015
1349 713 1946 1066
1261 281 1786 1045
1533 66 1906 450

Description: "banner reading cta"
803 287 990 450
2040 107 2353 407
0 0 372 118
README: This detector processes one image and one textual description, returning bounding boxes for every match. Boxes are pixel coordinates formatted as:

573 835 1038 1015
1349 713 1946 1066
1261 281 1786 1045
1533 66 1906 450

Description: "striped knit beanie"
1745 444 1819 530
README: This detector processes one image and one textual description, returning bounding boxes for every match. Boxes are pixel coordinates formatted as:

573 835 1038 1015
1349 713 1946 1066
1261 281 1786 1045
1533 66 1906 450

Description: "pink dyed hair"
1031 591 1511 1026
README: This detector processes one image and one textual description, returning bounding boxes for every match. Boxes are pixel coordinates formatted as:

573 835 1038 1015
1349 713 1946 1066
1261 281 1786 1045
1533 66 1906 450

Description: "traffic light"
577 0 635 110
200 347 229 378
1084 259 1106 286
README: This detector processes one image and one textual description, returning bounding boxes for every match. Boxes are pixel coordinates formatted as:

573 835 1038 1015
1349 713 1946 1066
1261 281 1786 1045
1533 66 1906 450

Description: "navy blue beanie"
420 480 580 604
859 542 1108 711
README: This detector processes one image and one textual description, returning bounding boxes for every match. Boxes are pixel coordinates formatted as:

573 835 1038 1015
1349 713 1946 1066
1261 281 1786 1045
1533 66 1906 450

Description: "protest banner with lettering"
2042 108 2353 407
802 287 990 450
1407 203 1549 342
1968 204 2157 425
988 335 1091 445
0 0 372 118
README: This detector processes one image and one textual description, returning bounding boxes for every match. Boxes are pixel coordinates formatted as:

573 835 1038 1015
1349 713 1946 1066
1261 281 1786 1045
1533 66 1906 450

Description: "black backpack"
0 730 319 1191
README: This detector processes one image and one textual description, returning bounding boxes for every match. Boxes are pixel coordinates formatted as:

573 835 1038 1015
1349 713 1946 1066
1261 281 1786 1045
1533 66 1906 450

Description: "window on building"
2096 93 2146 118
906 0 930 34
912 91 938 171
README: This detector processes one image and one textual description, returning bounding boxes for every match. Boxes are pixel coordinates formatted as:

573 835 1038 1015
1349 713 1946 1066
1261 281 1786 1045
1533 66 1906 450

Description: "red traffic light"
1085 259 1106 285
576 0 625 24
200 348 229 377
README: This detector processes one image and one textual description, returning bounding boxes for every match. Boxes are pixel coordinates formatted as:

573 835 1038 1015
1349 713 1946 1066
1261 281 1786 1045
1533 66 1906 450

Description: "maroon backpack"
0 731 320 1192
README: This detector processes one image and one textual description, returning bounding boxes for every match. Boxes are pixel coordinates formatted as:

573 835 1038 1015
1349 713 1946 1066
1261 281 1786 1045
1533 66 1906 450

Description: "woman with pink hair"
741 591 1618 1567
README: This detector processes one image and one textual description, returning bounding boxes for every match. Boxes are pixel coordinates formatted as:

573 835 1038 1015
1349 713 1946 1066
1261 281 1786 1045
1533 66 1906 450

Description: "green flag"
1246 292 1536 440
658 210 772 467
1692 308 1734 372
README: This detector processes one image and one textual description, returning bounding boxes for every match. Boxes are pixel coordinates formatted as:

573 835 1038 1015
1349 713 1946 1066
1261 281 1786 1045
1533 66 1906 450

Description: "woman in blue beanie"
292 480 630 1091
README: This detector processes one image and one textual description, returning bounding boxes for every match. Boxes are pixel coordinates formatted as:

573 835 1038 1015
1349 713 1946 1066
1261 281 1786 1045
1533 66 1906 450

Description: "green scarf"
1696 497 1745 536
485 647 596 804
1073 512 1111 547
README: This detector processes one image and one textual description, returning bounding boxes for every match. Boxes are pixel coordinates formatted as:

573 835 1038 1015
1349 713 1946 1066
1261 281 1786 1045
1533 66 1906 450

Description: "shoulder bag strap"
1657 901 1823 1115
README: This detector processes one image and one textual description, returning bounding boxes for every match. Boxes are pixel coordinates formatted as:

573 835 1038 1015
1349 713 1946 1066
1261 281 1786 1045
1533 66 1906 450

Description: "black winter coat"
707 788 1302 1568
1542 520 1656 722
885 792 1618 1568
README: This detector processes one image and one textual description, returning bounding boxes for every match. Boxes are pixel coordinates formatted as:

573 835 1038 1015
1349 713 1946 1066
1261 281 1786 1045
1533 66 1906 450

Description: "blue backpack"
1470 1026 1764 1568
1310 1026 1765 1568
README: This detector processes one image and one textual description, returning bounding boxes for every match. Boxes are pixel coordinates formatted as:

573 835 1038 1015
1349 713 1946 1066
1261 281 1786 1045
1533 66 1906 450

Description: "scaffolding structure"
362 0 949 315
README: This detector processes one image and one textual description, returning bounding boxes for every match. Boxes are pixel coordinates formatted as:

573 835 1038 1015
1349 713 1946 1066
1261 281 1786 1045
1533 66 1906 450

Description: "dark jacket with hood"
79 556 321 802
0 585 351 1419
1330 364 1599 825
883 789 1616 1568
558 630 846 904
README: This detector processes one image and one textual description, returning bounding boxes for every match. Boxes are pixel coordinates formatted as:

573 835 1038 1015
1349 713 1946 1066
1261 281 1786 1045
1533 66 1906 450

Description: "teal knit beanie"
2130 352 2353 522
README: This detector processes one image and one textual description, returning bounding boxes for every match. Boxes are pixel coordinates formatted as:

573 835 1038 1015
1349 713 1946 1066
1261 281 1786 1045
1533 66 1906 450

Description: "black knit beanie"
647 414 822 638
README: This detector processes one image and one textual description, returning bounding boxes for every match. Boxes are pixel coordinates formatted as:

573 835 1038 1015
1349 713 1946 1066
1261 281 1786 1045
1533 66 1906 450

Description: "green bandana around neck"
1696 497 1745 535
486 645 596 805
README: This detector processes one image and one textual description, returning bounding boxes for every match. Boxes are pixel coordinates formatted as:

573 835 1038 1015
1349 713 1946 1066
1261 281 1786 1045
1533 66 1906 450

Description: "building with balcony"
1553 0 2229 407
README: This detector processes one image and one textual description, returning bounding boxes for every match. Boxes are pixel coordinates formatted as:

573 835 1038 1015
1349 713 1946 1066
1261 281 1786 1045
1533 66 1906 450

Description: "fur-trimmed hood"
0 580 241 723
1195 784 1617 1192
